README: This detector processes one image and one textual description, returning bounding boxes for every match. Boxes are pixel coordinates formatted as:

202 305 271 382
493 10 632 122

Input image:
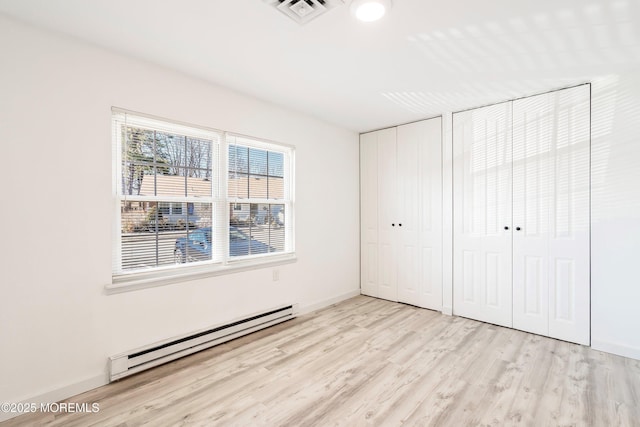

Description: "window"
227 135 291 257
112 110 294 283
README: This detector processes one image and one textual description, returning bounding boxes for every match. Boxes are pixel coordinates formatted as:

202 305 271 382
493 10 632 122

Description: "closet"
452 84 590 345
360 117 442 311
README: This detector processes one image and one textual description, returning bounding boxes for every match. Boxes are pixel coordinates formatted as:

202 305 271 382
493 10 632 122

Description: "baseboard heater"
109 303 298 381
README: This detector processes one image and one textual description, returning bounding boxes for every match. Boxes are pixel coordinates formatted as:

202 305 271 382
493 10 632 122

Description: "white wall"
0 15 360 415
591 73 640 360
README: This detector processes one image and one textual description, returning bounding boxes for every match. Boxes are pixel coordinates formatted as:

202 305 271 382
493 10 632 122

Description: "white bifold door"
453 85 590 345
361 127 393 300
396 120 443 309
452 102 513 328
512 87 590 345
360 117 443 311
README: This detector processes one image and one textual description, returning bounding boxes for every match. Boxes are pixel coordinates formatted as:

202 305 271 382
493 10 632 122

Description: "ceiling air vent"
264 0 345 25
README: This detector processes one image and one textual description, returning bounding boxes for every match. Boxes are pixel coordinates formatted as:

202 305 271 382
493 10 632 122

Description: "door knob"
392 223 395 227
516 226 521 231
504 226 509 230
399 224 402 227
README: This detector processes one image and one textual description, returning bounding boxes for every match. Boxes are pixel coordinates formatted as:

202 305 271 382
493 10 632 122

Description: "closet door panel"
396 122 421 306
396 117 443 310
512 92 553 335
419 117 443 311
360 132 379 297
548 85 590 345
453 103 513 327
377 127 398 302
513 84 590 344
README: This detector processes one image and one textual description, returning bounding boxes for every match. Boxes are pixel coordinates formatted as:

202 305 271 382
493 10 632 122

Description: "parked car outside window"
174 226 273 263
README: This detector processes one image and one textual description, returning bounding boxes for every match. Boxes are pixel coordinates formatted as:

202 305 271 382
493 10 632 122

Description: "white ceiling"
1 0 639 132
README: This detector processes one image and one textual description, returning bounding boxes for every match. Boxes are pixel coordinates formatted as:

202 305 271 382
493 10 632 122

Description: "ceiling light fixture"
351 0 391 22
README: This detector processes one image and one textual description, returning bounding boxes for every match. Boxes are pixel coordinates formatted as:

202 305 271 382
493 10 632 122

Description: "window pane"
154 132 187 198
229 219 251 257
249 176 268 199
135 172 155 196
229 202 251 226
176 226 213 265
122 127 155 196
268 151 284 177
120 201 176 271
250 224 269 255
120 201 212 271
228 203 285 257
154 173 186 197
156 132 186 173
268 176 284 199
269 204 286 253
187 137 212 172
228 172 249 199
184 137 213 197
249 148 268 175
185 176 212 198
120 200 149 233
229 145 248 173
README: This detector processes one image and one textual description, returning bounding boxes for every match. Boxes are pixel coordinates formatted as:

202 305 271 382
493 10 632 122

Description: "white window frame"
225 133 295 262
108 109 296 294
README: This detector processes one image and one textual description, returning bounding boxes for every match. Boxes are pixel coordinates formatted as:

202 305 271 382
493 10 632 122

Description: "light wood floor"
3 296 640 426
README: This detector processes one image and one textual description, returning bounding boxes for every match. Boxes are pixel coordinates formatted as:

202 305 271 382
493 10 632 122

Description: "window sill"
106 253 297 295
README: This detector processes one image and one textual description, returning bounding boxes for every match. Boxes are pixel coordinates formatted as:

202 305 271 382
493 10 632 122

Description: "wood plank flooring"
3 296 640 426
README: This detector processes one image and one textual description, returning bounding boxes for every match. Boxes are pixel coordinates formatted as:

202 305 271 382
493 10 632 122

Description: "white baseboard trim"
591 339 640 361
299 289 361 315
0 374 107 422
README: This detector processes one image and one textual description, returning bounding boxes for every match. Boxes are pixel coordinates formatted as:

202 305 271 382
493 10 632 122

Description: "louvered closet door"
360 131 379 298
453 103 513 327
396 117 442 310
377 127 398 302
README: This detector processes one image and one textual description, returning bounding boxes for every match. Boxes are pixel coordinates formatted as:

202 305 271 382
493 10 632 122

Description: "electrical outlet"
272 269 280 281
